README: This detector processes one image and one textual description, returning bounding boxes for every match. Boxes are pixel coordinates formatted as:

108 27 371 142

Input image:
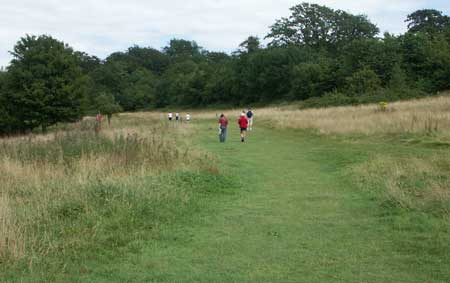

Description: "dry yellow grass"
353 153 450 217
0 115 209 261
0 194 25 259
256 94 450 134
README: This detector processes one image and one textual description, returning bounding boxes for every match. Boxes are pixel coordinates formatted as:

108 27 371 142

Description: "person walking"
238 111 248 142
186 113 191 122
168 112 173 121
95 111 103 134
175 112 180 122
218 114 228 143
246 108 254 131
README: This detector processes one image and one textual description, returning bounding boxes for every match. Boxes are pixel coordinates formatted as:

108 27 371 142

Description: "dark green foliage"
238 36 261 54
266 2 379 48
290 60 333 100
406 9 450 36
163 39 203 61
401 32 450 92
389 63 409 91
0 72 13 134
3 35 87 133
339 36 403 84
94 93 122 124
233 46 302 103
127 46 170 75
346 67 382 96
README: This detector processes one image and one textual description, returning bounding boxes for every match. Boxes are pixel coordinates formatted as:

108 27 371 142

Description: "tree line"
1 3 450 134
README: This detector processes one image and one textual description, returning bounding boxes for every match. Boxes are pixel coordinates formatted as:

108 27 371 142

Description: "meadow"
1 94 450 282
256 92 450 135
0 116 232 281
258 94 450 222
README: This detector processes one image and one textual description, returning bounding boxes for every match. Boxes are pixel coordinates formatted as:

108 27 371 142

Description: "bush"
345 67 382 96
289 61 333 100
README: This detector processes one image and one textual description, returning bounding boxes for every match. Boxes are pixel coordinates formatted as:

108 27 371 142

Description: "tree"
163 39 203 61
401 32 450 91
90 59 131 110
127 46 170 75
345 67 382 96
204 51 230 63
75 51 101 74
159 60 201 106
5 35 87 132
266 3 379 49
124 68 159 109
339 35 403 84
95 93 122 125
406 9 450 36
388 63 408 91
290 61 333 100
238 36 261 54
233 46 304 103
0 71 14 135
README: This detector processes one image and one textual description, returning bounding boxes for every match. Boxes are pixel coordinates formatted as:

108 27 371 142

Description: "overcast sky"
1 0 449 67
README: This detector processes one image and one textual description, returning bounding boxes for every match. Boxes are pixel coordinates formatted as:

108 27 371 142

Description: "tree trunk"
107 114 111 126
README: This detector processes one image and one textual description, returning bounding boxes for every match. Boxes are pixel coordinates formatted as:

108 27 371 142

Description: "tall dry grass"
0 194 25 259
0 115 212 263
256 94 450 135
353 153 450 218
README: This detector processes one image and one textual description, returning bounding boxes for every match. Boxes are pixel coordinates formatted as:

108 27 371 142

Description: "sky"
0 0 449 67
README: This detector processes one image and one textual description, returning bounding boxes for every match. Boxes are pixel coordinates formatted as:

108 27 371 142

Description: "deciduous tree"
5 35 86 132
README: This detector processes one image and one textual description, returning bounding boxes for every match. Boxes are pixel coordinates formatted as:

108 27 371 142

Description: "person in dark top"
246 109 254 131
218 114 228 143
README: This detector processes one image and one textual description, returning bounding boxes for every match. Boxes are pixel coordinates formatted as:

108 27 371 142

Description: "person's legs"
219 127 226 142
249 118 253 130
240 128 246 142
223 127 227 142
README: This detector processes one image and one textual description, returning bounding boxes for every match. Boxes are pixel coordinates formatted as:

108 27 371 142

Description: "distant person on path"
238 112 248 142
168 112 173 121
218 114 228 143
96 112 103 125
246 109 254 131
176 112 180 122
186 113 191 122
95 112 103 134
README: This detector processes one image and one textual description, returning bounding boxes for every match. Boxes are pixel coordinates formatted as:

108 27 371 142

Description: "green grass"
136 123 449 283
2 119 450 282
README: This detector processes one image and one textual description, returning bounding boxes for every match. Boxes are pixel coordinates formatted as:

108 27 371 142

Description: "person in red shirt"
238 111 248 142
95 112 103 133
218 114 228 143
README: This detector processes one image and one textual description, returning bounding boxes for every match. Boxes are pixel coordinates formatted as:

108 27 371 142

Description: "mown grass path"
123 121 447 283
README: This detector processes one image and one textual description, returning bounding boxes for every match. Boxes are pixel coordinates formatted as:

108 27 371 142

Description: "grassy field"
1 95 450 282
255 92 450 134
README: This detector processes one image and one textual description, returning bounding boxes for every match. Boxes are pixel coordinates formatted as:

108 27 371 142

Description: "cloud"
0 0 448 67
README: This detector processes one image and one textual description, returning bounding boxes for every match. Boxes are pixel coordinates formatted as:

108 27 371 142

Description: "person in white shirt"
186 113 191 122
175 112 180 121
168 112 173 121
